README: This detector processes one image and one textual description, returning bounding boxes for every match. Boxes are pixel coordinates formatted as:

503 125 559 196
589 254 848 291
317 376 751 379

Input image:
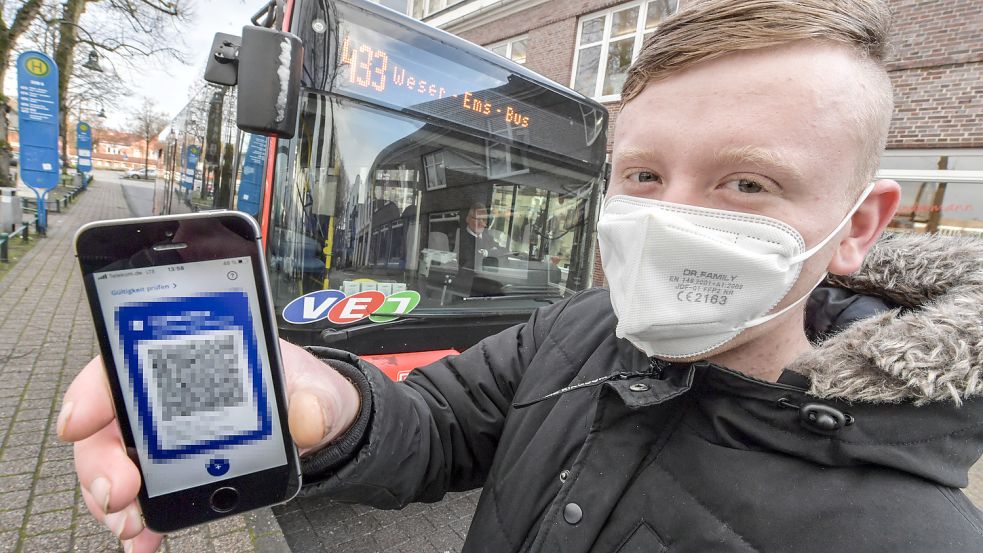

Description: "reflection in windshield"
268 92 601 326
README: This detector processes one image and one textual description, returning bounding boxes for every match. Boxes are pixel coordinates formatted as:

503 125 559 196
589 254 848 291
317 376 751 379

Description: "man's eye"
629 171 659 183
730 178 764 193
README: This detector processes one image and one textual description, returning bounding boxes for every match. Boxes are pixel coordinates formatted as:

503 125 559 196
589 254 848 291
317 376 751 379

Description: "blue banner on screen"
182 145 201 189
236 135 267 216
17 51 60 190
77 122 93 173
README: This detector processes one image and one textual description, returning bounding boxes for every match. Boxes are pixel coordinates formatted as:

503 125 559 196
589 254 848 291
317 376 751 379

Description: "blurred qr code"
147 334 245 421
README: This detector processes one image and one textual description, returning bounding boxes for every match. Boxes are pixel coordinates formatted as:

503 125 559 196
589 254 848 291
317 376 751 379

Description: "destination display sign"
324 3 607 166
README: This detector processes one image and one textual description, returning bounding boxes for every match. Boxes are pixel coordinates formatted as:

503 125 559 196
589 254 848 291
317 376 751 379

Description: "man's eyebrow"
611 147 654 164
714 146 804 182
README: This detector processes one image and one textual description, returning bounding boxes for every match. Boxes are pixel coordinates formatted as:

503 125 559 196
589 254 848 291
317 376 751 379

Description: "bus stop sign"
183 145 200 189
77 122 93 173
17 51 60 190
17 51 60 233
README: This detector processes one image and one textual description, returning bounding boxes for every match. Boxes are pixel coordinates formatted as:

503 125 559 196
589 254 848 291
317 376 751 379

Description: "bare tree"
49 0 190 172
130 97 167 178
0 1 46 187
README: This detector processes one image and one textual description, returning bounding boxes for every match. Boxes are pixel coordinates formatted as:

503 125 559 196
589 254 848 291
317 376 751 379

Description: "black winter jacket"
303 233 983 552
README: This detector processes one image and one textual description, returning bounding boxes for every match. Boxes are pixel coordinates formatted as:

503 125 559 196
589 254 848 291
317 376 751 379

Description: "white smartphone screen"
93 256 288 498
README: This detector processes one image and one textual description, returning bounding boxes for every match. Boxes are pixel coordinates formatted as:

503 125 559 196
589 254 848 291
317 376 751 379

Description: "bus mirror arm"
204 32 242 87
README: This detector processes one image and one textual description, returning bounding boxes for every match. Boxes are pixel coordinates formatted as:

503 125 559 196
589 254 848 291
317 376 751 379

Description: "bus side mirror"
203 27 304 139
204 33 241 86
237 26 304 139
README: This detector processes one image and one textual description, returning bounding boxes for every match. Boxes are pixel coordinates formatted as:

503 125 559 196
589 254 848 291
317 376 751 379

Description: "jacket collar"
788 232 983 406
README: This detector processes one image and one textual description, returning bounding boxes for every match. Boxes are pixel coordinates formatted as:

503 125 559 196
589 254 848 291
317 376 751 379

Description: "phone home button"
209 487 239 513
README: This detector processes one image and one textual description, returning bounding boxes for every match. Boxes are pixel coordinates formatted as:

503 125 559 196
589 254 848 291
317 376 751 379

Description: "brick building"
375 0 982 280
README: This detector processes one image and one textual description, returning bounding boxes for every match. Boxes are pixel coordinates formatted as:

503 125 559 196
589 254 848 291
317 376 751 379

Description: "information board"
182 145 201 189
17 51 60 190
77 122 93 173
236 134 267 216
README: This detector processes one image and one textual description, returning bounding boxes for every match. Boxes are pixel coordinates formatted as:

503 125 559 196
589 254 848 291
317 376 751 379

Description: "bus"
155 0 609 378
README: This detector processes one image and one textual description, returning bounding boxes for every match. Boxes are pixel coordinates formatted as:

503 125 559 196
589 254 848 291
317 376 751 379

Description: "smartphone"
75 211 301 532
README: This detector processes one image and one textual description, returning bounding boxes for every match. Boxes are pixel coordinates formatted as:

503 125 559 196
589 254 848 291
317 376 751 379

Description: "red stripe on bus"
260 137 276 246
261 0 296 246
361 350 460 382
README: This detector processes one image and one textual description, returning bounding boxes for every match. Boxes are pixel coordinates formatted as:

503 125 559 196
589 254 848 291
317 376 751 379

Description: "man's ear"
828 179 901 275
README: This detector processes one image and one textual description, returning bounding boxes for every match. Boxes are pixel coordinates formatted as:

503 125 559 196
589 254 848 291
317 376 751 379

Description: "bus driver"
62 0 983 551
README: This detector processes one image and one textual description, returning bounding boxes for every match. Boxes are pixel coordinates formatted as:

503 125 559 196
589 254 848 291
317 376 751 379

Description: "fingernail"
122 539 133 553
104 510 126 538
126 503 144 534
288 391 327 448
56 401 73 440
89 476 111 513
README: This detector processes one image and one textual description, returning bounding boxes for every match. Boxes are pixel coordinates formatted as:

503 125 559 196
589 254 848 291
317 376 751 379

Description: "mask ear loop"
735 271 828 331
737 181 876 331
788 182 876 265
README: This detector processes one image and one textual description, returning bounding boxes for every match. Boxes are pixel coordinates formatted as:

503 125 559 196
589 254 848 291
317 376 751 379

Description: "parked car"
122 167 156 179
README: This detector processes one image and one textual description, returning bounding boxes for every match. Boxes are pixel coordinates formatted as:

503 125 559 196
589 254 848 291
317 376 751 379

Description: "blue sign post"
76 121 93 175
236 135 268 216
17 51 60 234
182 145 201 190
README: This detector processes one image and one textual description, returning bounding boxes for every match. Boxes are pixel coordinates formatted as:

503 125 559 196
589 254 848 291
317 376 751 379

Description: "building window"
572 0 679 101
423 150 447 190
419 0 466 18
487 36 528 65
371 0 411 15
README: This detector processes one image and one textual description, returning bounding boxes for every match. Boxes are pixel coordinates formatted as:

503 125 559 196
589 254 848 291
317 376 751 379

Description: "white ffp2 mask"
597 184 874 359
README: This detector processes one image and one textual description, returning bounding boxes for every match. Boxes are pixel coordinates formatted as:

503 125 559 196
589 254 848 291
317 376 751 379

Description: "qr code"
147 334 245 421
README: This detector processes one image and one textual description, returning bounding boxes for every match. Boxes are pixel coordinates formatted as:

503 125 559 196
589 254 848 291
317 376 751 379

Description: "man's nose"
655 183 704 207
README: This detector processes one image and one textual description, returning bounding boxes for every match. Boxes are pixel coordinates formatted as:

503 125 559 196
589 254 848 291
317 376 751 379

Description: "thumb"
288 387 341 451
279 339 361 453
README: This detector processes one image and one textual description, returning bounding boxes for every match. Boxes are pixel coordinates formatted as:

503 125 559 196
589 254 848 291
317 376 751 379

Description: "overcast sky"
110 0 263 128
3 1 263 131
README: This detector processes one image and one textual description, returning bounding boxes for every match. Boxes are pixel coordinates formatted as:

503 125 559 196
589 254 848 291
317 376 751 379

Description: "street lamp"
82 50 104 72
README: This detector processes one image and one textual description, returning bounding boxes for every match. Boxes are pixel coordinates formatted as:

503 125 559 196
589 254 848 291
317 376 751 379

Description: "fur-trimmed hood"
790 232 983 406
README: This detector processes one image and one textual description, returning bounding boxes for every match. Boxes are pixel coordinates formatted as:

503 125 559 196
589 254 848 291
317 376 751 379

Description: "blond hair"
622 0 894 189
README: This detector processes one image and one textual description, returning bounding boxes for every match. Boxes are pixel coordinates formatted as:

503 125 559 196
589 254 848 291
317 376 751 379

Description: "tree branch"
9 0 45 45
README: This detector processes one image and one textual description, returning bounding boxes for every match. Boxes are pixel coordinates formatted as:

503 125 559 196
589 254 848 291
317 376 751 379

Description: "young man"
62 0 983 551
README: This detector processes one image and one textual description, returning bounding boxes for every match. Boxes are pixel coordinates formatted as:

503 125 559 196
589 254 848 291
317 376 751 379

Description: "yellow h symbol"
25 57 49 77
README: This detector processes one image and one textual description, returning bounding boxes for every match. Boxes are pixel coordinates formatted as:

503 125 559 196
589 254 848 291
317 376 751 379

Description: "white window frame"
421 0 466 18
370 0 412 15
486 126 530 180
486 35 529 65
423 150 447 190
570 0 680 102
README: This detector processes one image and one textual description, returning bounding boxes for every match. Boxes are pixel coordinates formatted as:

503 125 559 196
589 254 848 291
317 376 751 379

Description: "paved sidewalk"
0 179 288 552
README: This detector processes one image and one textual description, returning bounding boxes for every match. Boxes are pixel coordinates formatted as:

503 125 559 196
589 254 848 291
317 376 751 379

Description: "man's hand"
58 339 361 553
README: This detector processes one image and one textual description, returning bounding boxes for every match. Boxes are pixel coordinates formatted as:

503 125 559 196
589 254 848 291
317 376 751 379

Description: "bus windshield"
268 91 603 329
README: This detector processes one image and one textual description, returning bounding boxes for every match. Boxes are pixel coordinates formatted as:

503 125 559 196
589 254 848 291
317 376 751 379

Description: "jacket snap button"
629 383 650 392
800 403 847 435
559 470 570 482
563 503 583 524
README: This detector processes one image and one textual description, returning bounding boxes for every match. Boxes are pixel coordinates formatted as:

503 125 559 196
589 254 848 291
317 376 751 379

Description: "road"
92 169 156 218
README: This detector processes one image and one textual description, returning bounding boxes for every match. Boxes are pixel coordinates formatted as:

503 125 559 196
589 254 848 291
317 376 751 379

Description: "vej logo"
24 56 50 77
282 289 421 325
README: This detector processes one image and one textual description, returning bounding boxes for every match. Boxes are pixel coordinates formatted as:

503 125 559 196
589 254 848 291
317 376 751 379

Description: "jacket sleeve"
297 298 569 509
